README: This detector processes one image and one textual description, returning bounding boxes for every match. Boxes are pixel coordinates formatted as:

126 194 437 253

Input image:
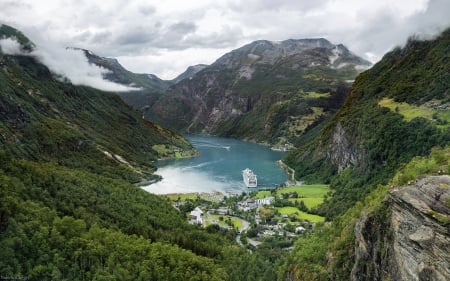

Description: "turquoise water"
142 135 287 194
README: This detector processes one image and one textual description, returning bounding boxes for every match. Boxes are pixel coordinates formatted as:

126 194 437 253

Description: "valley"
1 22 449 281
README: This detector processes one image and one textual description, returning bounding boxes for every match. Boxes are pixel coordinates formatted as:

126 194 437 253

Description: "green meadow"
278 207 325 222
379 98 450 128
255 184 329 222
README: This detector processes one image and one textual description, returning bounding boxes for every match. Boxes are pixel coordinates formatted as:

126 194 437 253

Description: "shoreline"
277 160 296 184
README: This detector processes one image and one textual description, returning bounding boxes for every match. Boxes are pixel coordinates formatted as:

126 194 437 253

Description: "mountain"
285 28 450 219
282 28 450 281
0 44 195 183
81 52 207 114
76 48 173 112
147 38 371 144
0 25 280 280
79 48 172 93
173 64 208 83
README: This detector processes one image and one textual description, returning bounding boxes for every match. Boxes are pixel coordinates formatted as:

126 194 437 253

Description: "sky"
0 0 449 88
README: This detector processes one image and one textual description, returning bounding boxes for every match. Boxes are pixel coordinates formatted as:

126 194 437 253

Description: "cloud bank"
0 33 138 92
1 0 449 79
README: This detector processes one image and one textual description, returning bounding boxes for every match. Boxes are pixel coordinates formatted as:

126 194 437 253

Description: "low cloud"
1 0 449 78
0 36 138 92
0 37 24 55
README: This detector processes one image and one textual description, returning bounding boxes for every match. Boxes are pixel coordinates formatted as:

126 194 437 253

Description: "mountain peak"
214 37 371 70
172 64 208 83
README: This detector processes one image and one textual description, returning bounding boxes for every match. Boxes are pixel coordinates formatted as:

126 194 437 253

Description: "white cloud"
0 34 138 92
1 0 449 79
117 47 231 79
0 38 24 55
33 46 139 92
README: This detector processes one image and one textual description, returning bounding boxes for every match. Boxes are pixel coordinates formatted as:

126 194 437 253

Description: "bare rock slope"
352 176 450 281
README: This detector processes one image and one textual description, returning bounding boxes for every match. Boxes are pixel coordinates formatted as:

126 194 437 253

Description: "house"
189 207 204 225
255 196 275 206
295 226 306 233
237 199 258 211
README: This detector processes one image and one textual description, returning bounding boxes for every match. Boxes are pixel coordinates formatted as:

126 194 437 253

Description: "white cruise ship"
242 168 257 188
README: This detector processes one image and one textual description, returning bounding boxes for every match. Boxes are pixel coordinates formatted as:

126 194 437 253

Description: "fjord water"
143 135 287 194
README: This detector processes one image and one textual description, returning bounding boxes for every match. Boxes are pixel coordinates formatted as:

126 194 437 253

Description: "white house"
189 207 204 225
295 226 306 233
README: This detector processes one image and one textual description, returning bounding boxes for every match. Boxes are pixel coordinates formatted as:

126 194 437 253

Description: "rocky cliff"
351 175 450 281
148 38 370 144
327 122 366 172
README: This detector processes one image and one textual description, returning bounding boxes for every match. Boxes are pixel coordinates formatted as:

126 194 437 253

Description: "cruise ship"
242 168 257 188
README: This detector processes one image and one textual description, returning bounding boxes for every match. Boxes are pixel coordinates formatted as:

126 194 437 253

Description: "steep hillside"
285 28 450 219
0 48 194 183
79 48 173 112
351 175 450 281
148 38 370 144
0 26 280 280
283 147 450 281
83 52 207 115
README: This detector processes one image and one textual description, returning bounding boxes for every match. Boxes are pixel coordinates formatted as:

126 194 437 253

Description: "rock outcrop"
351 176 450 281
328 122 366 172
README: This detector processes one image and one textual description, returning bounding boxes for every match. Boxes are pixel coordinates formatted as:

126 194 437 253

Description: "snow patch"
238 65 254 79
247 53 260 61
329 46 341 65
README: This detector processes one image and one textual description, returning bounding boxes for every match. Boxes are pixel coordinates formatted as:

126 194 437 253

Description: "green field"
278 207 325 222
163 193 198 201
278 184 330 198
379 98 450 128
288 197 323 209
253 190 272 199
255 184 329 222
163 192 224 202
305 91 331 98
208 214 244 230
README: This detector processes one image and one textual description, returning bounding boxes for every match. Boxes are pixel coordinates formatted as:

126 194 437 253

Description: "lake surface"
142 135 287 194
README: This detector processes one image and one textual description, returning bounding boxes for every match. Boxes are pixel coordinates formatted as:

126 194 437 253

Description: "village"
165 184 329 251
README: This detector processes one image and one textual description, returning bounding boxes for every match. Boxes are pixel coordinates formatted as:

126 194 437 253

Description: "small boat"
242 168 257 188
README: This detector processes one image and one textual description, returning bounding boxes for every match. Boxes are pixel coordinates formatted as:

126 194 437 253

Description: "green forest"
1 24 449 281
0 26 275 281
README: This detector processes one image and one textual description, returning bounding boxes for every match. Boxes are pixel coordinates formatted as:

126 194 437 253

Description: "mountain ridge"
147 37 371 145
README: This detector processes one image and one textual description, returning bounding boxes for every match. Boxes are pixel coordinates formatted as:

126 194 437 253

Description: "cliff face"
327 122 366 172
351 175 450 281
148 38 369 143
